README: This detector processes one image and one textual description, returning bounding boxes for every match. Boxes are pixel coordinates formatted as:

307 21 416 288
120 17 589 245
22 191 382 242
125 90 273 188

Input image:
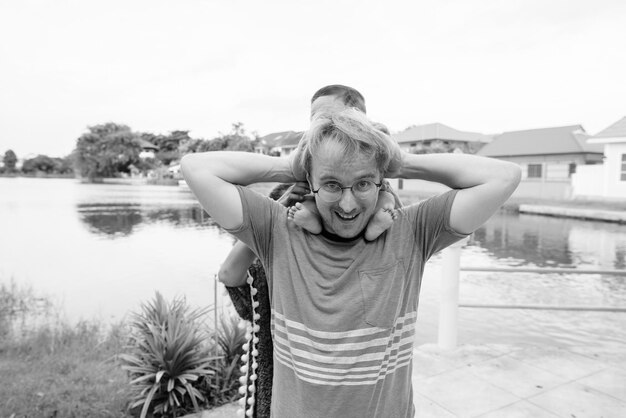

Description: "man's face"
309 140 380 239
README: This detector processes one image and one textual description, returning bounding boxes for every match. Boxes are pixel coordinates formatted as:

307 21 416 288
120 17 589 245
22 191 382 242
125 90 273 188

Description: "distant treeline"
1 122 258 181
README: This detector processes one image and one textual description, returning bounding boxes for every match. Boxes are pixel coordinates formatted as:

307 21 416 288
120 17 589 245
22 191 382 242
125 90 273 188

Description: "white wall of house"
387 178 450 196
139 150 155 159
388 176 572 199
572 142 626 199
572 164 604 197
603 142 626 197
512 179 573 199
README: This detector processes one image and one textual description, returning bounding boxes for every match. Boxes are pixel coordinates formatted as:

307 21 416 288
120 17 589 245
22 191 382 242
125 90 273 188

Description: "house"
478 125 604 199
255 131 303 157
392 123 491 154
137 138 158 159
573 116 626 199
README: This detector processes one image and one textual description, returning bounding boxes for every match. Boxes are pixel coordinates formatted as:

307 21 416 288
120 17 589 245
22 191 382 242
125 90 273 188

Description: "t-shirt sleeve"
407 189 469 260
222 185 284 266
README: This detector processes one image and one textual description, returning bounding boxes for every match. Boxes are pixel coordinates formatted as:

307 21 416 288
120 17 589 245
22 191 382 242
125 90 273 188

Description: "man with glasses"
182 91 521 418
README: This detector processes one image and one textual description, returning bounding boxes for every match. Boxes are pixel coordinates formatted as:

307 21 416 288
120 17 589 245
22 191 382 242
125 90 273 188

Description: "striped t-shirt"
227 186 466 418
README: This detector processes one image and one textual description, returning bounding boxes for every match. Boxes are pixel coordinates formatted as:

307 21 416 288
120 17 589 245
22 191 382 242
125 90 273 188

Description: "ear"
306 173 313 190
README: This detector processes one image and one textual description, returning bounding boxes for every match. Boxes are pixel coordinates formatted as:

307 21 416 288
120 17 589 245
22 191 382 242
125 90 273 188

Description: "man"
218 85 395 418
182 89 521 417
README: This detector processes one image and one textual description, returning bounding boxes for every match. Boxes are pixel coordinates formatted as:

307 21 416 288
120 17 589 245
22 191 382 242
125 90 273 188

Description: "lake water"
1 177 625 349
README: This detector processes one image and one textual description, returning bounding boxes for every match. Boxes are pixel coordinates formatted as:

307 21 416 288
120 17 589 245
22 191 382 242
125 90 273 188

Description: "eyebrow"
318 172 378 183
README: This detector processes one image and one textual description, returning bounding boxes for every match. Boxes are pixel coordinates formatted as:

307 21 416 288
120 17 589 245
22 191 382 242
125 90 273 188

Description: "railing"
437 239 626 350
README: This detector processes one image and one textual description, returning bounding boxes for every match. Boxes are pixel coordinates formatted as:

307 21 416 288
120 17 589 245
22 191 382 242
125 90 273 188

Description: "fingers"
288 192 305 203
290 182 311 198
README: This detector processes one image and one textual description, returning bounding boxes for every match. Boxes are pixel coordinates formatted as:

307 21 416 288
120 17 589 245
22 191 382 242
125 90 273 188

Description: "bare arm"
394 152 521 234
181 151 298 230
218 241 257 287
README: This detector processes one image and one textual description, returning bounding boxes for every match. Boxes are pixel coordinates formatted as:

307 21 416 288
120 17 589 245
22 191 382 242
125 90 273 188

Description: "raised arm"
394 152 521 234
180 151 297 230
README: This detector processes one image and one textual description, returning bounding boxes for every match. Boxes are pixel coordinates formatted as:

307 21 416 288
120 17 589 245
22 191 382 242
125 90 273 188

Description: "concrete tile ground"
188 343 626 418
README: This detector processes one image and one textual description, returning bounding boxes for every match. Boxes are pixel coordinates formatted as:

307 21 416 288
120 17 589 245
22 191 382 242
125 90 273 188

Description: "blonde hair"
298 108 394 175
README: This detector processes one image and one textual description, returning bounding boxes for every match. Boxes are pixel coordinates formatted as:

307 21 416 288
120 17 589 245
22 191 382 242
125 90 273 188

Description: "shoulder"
399 190 458 218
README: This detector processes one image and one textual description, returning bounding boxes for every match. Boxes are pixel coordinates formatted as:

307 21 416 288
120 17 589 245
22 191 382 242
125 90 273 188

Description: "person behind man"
183 91 521 417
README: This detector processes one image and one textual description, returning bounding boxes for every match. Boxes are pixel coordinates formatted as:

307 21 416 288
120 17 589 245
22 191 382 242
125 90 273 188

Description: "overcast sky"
1 0 625 158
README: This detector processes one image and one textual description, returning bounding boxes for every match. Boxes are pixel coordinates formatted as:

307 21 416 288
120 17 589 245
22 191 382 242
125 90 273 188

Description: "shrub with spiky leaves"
202 313 248 405
119 292 217 418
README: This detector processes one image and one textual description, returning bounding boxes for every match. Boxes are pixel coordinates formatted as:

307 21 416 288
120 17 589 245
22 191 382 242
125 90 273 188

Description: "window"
569 163 577 177
621 154 626 181
527 164 543 178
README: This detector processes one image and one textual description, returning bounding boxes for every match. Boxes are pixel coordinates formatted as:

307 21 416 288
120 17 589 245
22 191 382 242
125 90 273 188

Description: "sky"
1 0 625 158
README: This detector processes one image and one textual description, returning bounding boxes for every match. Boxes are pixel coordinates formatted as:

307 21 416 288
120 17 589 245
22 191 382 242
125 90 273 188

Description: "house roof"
137 138 158 151
392 123 491 144
258 131 303 148
276 131 303 148
477 125 603 157
589 116 626 142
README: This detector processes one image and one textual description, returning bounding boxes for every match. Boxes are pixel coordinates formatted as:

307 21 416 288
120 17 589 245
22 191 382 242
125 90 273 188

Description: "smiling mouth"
336 212 359 221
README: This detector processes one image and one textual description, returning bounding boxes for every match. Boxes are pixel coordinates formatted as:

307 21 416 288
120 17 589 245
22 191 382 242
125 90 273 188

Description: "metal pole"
438 238 466 350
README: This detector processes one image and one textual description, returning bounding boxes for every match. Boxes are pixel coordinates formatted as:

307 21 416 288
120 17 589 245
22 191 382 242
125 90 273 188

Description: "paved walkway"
189 343 626 418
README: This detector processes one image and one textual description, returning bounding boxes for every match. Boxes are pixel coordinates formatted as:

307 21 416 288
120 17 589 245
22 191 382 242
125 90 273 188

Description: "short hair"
299 108 394 177
310 85 366 113
269 183 293 201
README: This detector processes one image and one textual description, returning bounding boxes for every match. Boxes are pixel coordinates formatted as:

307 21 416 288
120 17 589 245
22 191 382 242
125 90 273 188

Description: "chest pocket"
358 259 406 328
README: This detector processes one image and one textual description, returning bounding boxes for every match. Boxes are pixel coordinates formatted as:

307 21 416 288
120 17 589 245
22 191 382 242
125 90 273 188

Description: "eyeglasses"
312 180 382 203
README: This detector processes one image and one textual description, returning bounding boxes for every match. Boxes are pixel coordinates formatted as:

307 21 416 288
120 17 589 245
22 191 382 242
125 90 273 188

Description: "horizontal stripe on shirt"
271 310 418 386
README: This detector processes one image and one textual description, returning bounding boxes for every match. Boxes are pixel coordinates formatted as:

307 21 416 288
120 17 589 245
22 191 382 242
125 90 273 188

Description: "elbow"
508 162 522 187
180 153 196 180
501 162 522 194
217 265 231 285
218 265 245 287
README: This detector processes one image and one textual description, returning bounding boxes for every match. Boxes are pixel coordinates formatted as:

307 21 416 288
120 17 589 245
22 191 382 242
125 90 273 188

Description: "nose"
337 188 358 213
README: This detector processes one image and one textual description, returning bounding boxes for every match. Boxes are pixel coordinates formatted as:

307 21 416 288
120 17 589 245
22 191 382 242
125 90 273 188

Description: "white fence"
437 240 626 350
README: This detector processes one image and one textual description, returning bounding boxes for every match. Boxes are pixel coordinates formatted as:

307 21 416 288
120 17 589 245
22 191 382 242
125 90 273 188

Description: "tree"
21 155 56 174
3 150 17 173
73 123 143 181
211 122 255 152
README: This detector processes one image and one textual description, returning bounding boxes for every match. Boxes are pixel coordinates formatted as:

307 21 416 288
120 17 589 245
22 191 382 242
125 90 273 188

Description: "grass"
0 283 245 418
0 320 132 417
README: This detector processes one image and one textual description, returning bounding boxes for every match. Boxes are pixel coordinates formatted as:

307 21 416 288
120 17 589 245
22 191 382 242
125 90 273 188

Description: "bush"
202 314 248 406
119 292 216 418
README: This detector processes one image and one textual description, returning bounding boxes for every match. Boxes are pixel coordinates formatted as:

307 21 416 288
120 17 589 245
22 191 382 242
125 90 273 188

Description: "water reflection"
470 212 626 270
76 203 215 237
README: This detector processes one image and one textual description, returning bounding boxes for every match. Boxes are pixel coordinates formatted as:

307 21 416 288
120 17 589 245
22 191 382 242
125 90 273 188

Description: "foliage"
201 313 248 406
3 149 17 172
213 122 256 152
216 314 247 365
0 279 52 339
181 122 257 154
73 123 143 180
408 139 485 155
119 292 216 418
20 154 74 175
141 131 191 166
1 318 131 417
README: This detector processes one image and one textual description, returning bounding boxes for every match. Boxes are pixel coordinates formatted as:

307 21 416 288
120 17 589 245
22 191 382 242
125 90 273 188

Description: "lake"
1 177 625 349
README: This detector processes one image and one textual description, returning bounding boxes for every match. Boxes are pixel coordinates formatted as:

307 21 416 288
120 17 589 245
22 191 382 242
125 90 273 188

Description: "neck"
320 228 364 243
